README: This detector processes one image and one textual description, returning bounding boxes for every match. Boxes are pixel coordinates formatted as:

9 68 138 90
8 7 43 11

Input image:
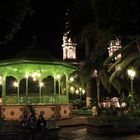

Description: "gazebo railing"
2 95 69 105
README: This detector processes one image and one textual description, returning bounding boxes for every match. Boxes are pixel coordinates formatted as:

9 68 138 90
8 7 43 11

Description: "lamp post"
127 68 136 108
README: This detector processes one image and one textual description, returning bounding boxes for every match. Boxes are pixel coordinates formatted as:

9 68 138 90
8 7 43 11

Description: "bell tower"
62 33 76 60
108 38 121 60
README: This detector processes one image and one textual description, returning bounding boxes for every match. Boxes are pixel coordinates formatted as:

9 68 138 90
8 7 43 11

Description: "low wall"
1 104 72 120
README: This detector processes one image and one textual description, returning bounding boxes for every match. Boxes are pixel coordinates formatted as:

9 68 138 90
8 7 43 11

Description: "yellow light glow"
25 73 29 78
33 77 36 81
0 98 2 104
40 82 44 87
70 86 74 91
75 90 79 94
37 73 41 77
0 75 2 80
127 69 136 79
32 72 36 77
13 82 18 87
82 89 85 94
70 77 74 82
56 74 61 79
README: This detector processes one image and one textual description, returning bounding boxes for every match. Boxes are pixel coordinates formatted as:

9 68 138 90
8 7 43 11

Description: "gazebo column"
39 78 42 103
66 75 69 102
25 76 29 96
2 76 6 97
17 80 19 97
54 78 56 103
58 79 60 95
56 74 61 95
16 77 21 97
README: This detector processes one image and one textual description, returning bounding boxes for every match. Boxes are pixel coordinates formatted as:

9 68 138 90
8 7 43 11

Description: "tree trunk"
96 78 100 106
85 37 90 60
86 80 92 108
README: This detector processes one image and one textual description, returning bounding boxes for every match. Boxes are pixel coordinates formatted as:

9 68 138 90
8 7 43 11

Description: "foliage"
88 114 140 127
65 0 140 99
72 108 92 116
70 99 86 109
0 0 32 44
67 0 140 40
0 119 19 131
104 39 140 93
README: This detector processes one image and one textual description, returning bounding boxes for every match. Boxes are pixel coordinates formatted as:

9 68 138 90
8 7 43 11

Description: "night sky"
0 1 74 60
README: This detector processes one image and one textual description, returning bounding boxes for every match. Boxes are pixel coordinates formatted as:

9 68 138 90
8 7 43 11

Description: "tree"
0 0 32 44
65 0 140 107
104 39 140 93
79 23 111 106
65 1 112 107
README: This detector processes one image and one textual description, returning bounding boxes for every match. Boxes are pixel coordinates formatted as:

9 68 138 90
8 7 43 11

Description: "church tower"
108 38 121 60
62 33 76 60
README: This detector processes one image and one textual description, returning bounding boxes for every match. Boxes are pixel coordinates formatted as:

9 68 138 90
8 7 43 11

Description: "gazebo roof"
0 58 77 70
0 41 77 77
15 45 57 61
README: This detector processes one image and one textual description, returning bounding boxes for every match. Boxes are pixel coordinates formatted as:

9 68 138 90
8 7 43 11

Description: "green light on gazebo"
0 59 77 105
25 73 29 78
0 75 2 85
31 72 41 78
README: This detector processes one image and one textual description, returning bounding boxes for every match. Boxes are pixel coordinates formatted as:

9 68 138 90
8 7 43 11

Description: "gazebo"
0 46 77 120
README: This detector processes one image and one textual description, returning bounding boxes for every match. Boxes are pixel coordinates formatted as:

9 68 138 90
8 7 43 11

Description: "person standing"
28 114 37 140
37 114 47 139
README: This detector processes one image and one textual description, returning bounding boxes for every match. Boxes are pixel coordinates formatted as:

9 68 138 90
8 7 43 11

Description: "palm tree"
65 1 112 107
72 22 112 107
65 0 140 107
104 39 140 99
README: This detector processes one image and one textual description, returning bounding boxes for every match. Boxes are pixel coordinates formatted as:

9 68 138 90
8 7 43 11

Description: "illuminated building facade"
108 38 121 60
62 33 76 60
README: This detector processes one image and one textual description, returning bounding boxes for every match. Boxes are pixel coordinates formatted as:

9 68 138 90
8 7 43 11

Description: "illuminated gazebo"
0 46 77 120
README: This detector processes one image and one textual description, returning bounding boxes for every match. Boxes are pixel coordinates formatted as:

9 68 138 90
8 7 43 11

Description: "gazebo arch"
42 76 54 95
6 76 18 96
19 78 26 96
60 74 66 95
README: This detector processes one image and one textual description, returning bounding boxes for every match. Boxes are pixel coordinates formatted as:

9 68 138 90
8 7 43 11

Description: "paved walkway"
56 115 89 127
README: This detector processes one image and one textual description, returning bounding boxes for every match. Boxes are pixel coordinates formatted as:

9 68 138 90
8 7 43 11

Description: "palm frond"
111 79 121 94
108 59 122 72
104 42 137 66
99 69 111 93
133 59 140 68
110 70 120 83
119 52 140 70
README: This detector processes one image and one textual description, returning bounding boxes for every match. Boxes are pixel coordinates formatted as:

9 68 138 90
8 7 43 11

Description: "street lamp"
127 68 136 108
